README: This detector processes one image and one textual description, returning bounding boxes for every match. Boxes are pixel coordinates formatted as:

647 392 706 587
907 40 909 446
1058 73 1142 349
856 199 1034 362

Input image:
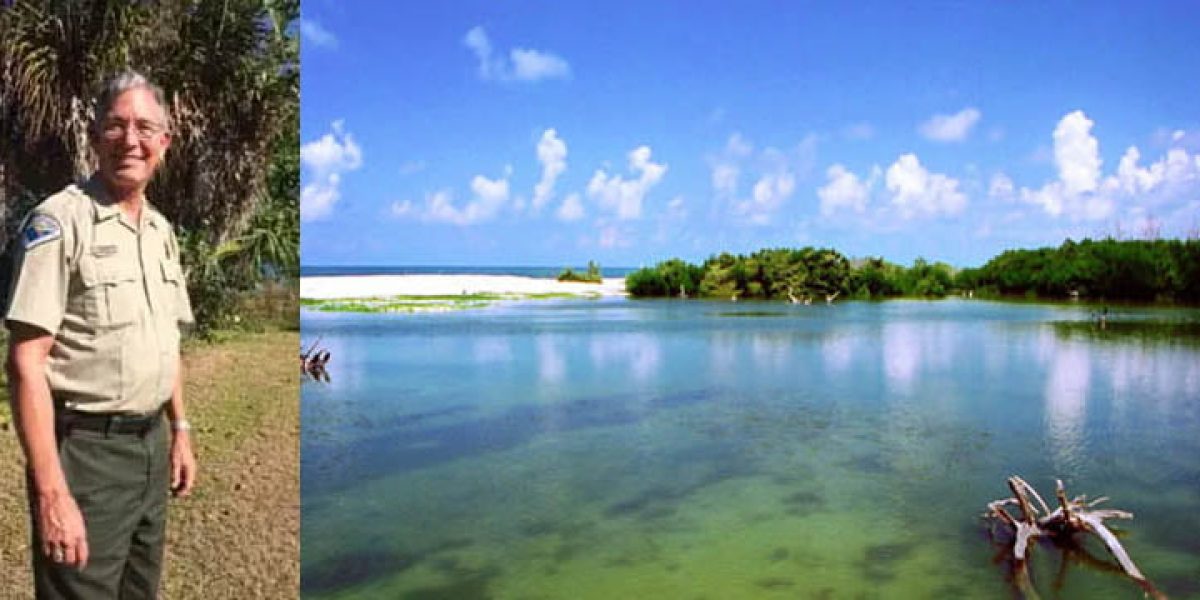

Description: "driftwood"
984 476 1165 599
301 336 331 382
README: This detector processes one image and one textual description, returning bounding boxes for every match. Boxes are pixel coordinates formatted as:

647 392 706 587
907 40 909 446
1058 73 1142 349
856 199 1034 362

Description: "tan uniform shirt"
4 177 194 413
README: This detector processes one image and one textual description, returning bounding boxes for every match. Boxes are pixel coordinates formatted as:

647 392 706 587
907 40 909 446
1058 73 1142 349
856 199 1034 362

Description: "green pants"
29 416 169 599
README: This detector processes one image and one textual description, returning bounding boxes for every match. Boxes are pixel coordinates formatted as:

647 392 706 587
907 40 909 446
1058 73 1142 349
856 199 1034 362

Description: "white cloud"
709 134 752 198
988 173 1015 199
463 26 496 78
511 48 571 81
301 120 362 173
712 163 738 196
463 26 570 83
587 145 667 220
918 107 981 142
1010 110 1200 223
300 121 362 221
725 133 753 157
736 172 795 225
533 129 567 211
557 193 585 221
709 133 819 225
885 153 967 218
818 164 872 216
1019 181 1113 221
394 173 511 226
1054 110 1102 195
1110 147 1200 204
300 19 337 49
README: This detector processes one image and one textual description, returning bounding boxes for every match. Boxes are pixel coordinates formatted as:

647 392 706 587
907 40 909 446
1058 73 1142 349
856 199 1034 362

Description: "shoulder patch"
22 214 62 250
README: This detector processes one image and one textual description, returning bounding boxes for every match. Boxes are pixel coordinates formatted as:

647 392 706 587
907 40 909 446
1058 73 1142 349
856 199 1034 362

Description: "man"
5 70 196 599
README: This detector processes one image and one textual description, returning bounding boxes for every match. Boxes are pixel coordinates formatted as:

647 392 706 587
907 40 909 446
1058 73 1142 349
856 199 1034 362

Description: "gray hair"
92 70 171 134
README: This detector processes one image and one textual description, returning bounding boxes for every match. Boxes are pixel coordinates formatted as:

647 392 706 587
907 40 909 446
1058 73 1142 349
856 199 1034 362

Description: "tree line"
960 238 1200 303
626 247 957 301
627 238 1200 304
1 0 299 335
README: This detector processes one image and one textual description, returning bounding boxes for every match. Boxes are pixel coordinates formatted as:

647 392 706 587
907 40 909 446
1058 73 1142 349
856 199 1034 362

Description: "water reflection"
1043 340 1090 475
708 331 738 379
537 336 566 385
588 333 661 382
473 336 513 364
821 332 855 376
883 323 920 394
750 332 793 371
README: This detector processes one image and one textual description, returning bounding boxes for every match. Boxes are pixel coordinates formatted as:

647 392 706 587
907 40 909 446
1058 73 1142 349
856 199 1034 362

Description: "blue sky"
300 2 1200 268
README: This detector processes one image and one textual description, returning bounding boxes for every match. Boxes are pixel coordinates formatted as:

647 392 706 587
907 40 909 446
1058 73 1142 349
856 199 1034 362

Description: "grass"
0 329 299 598
300 292 593 313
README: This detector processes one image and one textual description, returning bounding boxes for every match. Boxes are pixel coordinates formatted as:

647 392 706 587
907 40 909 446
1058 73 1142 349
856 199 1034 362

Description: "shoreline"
300 274 627 300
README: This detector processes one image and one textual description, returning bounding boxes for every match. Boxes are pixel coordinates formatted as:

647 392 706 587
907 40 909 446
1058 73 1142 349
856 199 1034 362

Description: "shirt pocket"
78 256 141 329
159 259 186 322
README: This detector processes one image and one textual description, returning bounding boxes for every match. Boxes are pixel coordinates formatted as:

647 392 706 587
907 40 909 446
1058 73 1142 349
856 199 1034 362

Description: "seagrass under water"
300 298 1200 599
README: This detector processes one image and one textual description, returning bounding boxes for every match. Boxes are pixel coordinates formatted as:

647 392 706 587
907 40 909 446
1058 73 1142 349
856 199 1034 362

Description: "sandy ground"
300 274 627 299
0 331 299 599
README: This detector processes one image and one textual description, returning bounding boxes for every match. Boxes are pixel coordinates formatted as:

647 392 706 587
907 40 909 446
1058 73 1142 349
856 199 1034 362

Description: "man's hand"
170 431 197 497
37 490 89 569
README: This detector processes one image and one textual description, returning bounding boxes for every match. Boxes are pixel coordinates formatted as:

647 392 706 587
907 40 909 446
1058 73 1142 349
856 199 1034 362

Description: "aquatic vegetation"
1051 318 1200 345
299 292 591 313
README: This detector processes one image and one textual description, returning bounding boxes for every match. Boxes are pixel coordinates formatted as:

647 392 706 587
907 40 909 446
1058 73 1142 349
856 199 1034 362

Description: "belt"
56 408 164 437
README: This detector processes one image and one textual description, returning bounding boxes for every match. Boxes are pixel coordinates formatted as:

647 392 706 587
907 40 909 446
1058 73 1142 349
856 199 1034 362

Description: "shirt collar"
84 175 121 223
84 174 160 230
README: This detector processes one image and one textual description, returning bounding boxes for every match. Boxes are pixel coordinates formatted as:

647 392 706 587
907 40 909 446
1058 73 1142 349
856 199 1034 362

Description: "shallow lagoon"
301 298 1200 599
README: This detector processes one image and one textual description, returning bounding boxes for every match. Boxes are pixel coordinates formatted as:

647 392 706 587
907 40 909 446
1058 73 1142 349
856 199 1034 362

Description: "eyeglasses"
100 119 167 141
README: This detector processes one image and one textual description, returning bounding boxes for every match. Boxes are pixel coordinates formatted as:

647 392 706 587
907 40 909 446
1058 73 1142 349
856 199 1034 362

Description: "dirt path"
0 331 299 598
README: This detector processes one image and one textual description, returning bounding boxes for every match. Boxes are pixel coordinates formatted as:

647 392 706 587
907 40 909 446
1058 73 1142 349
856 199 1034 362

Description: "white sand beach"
300 274 627 299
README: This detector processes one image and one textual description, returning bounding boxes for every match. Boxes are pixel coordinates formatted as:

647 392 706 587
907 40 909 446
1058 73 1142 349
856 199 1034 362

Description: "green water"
301 298 1200 599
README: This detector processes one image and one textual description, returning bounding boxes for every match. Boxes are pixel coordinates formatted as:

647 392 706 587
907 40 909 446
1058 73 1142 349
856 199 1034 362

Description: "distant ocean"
300 265 637 278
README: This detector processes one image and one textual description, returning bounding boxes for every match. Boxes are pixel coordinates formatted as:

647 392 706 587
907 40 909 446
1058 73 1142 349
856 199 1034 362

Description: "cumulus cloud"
709 134 753 198
1054 110 1102 195
394 172 511 225
587 145 667 220
709 132 815 225
1108 147 1200 207
533 129 567 211
556 192 585 221
735 172 795 225
301 120 362 221
1012 110 1181 222
918 107 982 142
885 154 967 218
300 19 337 49
818 164 873 216
463 26 570 83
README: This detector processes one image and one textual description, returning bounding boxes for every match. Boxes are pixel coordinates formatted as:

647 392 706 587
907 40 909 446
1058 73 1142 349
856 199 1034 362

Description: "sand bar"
300 274 627 299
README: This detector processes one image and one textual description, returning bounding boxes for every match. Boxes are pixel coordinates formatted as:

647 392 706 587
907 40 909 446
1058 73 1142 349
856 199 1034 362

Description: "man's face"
93 87 171 192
